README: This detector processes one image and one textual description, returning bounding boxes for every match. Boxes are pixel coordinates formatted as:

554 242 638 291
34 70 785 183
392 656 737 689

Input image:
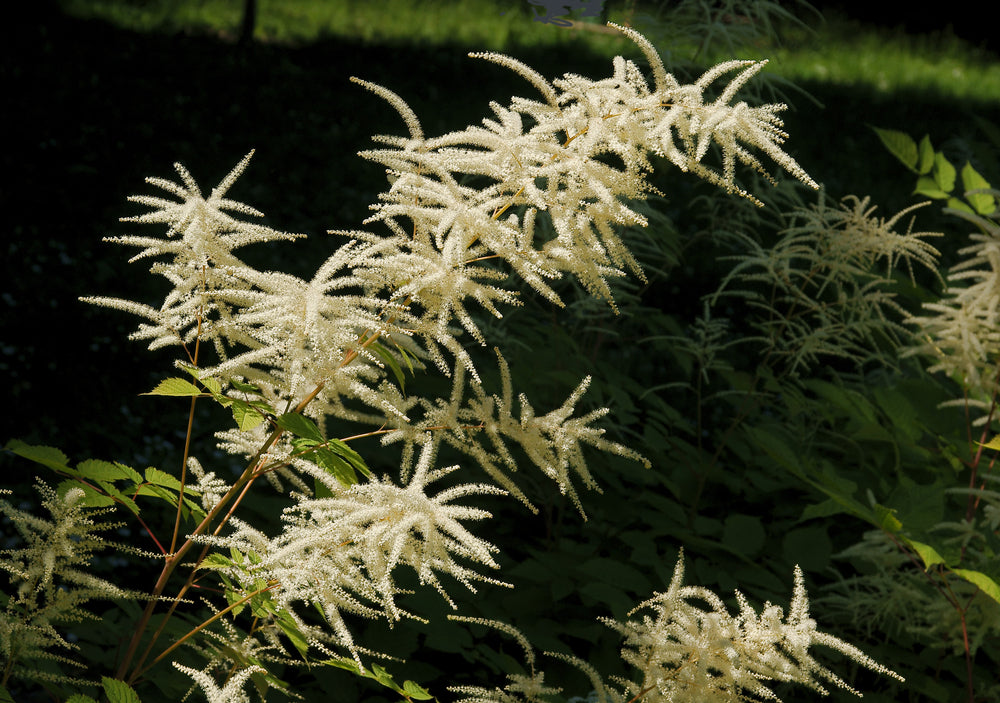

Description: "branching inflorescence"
17 22 904 702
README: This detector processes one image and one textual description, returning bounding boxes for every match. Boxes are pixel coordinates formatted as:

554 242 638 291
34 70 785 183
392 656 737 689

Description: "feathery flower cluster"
448 554 902 703
713 194 941 373
194 443 508 663
605 554 903 703
84 24 814 509
68 24 891 701
904 197 1000 400
0 484 140 687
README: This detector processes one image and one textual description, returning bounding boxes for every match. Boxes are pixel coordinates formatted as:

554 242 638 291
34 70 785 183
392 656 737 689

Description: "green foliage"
6 5 1000 703
873 126 999 217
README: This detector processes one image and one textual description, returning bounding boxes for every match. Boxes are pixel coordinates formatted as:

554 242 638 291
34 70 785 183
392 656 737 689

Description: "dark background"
2 1 999 700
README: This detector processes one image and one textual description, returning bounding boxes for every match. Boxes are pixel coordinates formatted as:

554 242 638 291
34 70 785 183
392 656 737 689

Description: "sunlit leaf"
872 127 918 171
276 412 324 442
951 568 1000 605
102 677 140 703
142 378 202 397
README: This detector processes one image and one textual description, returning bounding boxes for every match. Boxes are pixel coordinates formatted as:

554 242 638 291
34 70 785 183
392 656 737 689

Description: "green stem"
133 582 278 681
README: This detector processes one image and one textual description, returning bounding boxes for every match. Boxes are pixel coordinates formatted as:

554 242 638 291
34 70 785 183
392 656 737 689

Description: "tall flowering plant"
2 24 900 703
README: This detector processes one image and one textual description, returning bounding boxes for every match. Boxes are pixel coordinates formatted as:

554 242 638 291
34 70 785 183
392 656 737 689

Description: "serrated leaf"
933 151 956 191
402 679 435 700
225 591 246 618
201 377 222 395
371 341 408 392
873 127 918 171
276 412 324 442
946 197 975 215
76 459 136 483
134 483 175 504
64 696 98 703
143 378 202 397
276 609 310 658
327 438 372 480
230 378 263 394
325 657 363 674
250 590 277 619
315 477 334 499
951 568 1000 605
4 439 71 472
102 482 140 516
199 553 233 570
313 447 357 487
917 134 934 174
57 480 115 508
904 537 946 570
102 677 141 703
913 176 949 200
961 162 996 214
979 434 1000 451
371 664 404 693
144 467 182 490
230 399 266 431
873 503 902 533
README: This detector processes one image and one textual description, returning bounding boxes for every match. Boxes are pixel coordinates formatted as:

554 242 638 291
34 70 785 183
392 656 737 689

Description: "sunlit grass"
59 0 1000 101
700 11 1000 101
59 0 638 53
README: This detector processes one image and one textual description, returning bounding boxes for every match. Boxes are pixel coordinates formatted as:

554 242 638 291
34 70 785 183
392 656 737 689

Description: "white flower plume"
605 552 903 703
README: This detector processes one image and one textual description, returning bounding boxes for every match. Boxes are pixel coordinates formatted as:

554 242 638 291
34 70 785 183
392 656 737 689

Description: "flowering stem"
135 581 279 681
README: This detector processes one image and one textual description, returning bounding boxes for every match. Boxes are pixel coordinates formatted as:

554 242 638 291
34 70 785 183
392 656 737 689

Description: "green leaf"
873 127 919 171
4 439 71 472
979 434 1000 451
396 343 416 375
230 399 267 431
961 162 996 214
873 503 902 533
0 685 16 703
946 197 975 215
276 609 310 658
932 151 956 192
102 677 141 703
371 341 408 392
102 482 140 516
402 679 435 700
916 134 934 174
371 664 405 694
326 438 372 480
230 378 263 395
64 696 98 703
313 447 358 487
200 377 222 396
745 425 802 477
913 176 949 200
904 537 946 570
76 459 139 483
142 378 202 397
314 477 334 499
325 657 363 674
144 467 182 490
802 379 877 423
276 412 324 442
951 568 1000 605
199 553 232 570
57 480 115 508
